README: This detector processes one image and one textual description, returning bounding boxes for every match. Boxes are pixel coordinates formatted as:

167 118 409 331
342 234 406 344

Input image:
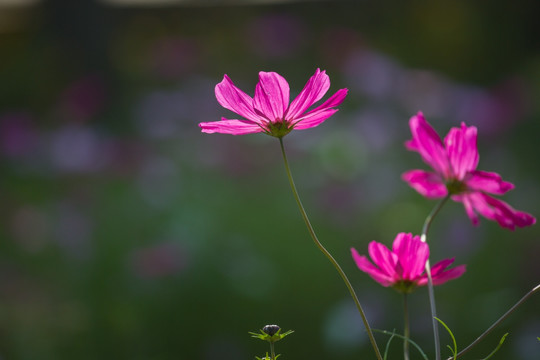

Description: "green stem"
270 341 276 360
449 283 540 359
279 138 383 360
403 293 410 360
420 195 450 360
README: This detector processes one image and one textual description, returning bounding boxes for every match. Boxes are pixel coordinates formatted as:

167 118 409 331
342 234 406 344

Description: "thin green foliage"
434 317 457 360
480 333 509 360
383 329 397 360
374 329 429 360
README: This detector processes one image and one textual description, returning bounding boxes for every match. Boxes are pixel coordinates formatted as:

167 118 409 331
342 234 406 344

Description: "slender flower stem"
278 138 383 360
403 294 410 360
448 283 540 360
270 342 276 360
420 195 451 360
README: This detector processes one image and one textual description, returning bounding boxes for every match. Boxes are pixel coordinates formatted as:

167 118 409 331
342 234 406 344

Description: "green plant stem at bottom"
278 138 383 360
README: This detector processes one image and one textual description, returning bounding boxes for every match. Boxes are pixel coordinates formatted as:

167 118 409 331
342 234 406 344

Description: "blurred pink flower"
199 69 348 137
402 112 536 230
351 232 465 293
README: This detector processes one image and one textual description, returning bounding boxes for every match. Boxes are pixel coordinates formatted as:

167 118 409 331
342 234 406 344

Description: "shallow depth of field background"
1 1 540 359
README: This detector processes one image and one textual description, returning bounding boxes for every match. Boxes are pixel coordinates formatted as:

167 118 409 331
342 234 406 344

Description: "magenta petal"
465 170 515 195
215 75 264 123
458 192 536 230
444 122 479 179
292 109 338 130
286 68 330 119
477 193 536 230
407 112 452 178
351 248 394 286
253 71 290 121
368 241 398 278
402 169 448 198
431 259 466 285
305 88 348 114
199 118 264 135
417 259 465 286
392 233 428 281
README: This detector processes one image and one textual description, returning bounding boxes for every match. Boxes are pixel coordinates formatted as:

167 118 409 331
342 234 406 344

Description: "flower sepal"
249 325 294 343
265 120 293 138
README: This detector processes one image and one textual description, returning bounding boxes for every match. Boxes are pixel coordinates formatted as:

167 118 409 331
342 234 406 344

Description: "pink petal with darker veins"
465 170 514 195
444 123 479 179
477 193 536 230
292 109 338 130
407 112 452 178
199 119 264 135
286 68 330 119
292 88 348 129
457 192 536 230
402 169 448 198
253 71 290 121
417 258 466 286
392 233 429 280
351 248 394 286
215 75 263 123
368 241 398 279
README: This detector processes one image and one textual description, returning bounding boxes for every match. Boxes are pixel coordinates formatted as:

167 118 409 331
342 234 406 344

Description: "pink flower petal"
286 68 330 119
351 248 394 286
304 88 348 114
292 88 348 129
444 122 479 180
392 233 429 281
292 109 338 130
199 118 264 135
253 71 290 122
215 75 264 123
465 170 514 195
457 192 536 230
477 193 536 230
402 169 448 198
407 112 452 178
430 259 466 285
417 258 465 286
368 241 398 278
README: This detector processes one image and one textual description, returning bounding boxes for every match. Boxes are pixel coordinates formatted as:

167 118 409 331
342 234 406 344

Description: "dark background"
1 1 539 359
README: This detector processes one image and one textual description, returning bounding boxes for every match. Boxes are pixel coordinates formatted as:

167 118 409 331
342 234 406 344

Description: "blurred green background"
1 1 539 359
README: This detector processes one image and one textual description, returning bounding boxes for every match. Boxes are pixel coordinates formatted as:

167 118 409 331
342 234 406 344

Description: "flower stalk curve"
280 138 383 360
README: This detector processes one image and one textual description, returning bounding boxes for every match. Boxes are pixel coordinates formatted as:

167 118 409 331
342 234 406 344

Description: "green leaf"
480 333 509 360
249 328 294 343
373 329 429 360
383 329 397 360
434 317 457 359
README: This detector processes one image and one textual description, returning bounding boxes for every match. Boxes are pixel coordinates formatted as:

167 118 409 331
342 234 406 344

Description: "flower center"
392 280 417 294
446 179 468 195
266 120 293 138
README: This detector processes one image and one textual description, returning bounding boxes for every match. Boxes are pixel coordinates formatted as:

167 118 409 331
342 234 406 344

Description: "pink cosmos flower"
351 232 465 293
199 69 348 137
402 112 536 230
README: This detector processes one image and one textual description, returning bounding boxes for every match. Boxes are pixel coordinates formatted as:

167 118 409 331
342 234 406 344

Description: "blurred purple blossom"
0 112 38 158
56 75 106 122
343 49 401 99
49 124 106 173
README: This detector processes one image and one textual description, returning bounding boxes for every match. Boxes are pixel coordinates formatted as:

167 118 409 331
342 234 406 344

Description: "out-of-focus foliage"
0 1 539 359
